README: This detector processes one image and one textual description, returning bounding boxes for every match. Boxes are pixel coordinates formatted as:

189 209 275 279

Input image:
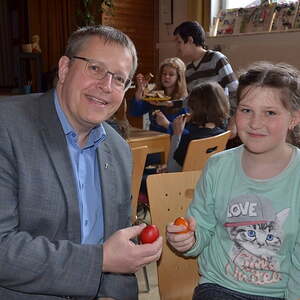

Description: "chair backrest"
146 170 202 300
182 130 231 171
131 145 148 224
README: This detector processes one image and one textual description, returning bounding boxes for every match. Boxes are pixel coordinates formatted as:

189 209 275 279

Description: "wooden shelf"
16 52 43 93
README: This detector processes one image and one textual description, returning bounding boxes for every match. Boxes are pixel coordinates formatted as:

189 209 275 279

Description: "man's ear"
187 36 194 45
57 56 70 84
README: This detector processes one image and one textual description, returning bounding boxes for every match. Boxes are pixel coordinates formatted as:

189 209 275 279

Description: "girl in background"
167 62 300 300
129 57 188 134
156 81 230 172
131 58 188 211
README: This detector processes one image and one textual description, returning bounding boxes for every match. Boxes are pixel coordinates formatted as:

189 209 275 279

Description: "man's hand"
103 224 163 274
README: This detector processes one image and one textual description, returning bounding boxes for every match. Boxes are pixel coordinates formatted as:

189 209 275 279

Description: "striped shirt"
186 50 238 111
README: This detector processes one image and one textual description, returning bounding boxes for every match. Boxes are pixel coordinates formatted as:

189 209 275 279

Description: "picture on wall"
271 2 299 31
293 1 300 28
240 3 276 33
216 8 243 35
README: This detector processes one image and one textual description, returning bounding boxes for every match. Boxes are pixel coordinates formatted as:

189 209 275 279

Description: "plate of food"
143 90 171 101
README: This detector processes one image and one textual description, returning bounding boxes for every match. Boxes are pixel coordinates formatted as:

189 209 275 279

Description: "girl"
128 57 188 134
160 81 230 172
167 62 300 300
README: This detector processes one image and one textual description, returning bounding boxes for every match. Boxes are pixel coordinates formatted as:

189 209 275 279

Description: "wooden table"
127 127 170 164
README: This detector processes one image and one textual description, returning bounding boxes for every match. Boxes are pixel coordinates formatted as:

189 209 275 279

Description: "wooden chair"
146 170 202 300
130 145 150 292
182 130 231 171
130 145 148 224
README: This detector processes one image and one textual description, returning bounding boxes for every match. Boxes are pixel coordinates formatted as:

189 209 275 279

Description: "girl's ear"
289 110 300 130
57 56 71 84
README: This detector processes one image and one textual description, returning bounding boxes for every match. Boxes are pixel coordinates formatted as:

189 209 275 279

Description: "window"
225 0 260 9
225 0 298 9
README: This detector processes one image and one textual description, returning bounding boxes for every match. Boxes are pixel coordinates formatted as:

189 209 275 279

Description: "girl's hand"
149 100 173 107
173 114 187 136
155 111 170 129
166 216 196 253
135 73 148 99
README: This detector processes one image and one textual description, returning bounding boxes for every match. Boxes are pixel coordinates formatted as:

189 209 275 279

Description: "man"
173 21 238 109
0 25 162 300
173 21 238 138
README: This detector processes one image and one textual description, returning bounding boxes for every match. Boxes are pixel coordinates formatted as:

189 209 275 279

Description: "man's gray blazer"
0 90 137 299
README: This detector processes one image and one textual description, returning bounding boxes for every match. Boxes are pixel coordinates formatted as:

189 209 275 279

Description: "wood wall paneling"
1 0 158 113
102 0 159 128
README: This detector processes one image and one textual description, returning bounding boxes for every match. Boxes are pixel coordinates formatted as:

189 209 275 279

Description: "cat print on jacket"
224 194 289 285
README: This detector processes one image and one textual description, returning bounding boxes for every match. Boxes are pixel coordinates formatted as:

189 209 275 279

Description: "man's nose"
97 72 113 92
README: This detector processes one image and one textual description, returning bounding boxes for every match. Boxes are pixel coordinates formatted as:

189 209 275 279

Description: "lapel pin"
104 163 109 169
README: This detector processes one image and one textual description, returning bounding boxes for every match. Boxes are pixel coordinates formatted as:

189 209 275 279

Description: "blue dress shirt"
54 92 106 244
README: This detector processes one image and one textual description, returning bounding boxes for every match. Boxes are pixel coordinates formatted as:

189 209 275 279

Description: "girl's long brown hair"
156 57 188 100
188 81 230 127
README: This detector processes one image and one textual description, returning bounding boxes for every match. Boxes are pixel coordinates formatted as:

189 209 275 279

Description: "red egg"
140 225 159 244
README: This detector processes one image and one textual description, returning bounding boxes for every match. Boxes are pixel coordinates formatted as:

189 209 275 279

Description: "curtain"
187 0 211 32
27 0 79 73
0 1 14 87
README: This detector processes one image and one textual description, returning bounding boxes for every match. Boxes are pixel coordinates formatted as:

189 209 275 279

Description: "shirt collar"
192 51 208 68
54 91 106 147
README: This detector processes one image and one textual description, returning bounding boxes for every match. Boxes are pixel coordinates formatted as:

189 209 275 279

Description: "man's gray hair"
65 25 138 79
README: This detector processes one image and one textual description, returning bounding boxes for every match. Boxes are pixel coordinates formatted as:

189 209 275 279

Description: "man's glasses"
72 56 131 91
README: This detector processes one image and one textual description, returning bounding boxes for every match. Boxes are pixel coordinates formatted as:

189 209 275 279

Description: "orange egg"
174 217 190 234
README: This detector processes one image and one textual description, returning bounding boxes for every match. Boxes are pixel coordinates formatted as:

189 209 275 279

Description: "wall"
157 0 213 63
157 0 188 63
101 0 159 128
206 30 300 73
102 0 158 76
158 1 300 74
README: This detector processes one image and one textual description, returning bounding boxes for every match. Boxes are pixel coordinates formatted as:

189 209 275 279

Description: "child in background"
131 58 188 213
129 57 188 134
158 81 230 172
167 62 300 300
